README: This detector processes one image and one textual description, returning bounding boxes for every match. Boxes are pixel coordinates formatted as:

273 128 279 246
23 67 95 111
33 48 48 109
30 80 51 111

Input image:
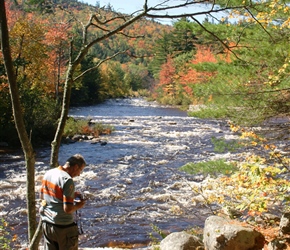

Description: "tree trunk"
50 62 74 168
29 219 43 249
0 0 37 245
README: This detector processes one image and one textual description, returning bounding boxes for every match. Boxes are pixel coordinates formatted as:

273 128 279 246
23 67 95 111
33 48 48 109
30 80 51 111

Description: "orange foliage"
192 45 218 64
179 45 218 86
5 1 21 28
43 22 71 95
157 45 232 100
137 40 146 48
0 83 9 91
158 56 176 95
218 42 234 63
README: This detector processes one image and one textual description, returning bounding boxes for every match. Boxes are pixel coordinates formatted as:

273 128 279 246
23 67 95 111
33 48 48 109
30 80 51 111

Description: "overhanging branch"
73 50 128 82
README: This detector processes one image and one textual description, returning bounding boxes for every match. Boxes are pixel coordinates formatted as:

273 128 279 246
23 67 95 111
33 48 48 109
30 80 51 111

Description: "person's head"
64 154 86 178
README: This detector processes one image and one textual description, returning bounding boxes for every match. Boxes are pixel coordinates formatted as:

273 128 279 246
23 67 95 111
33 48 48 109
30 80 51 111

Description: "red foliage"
179 45 218 86
193 45 218 64
5 1 21 29
158 56 176 95
156 45 232 100
43 22 71 95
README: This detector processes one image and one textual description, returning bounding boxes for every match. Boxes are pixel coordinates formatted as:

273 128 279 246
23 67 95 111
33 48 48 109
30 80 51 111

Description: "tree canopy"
0 0 289 248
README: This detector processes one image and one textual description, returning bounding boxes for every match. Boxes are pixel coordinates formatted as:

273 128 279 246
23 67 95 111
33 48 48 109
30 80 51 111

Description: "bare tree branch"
244 7 274 42
73 50 128 82
88 21 144 39
190 16 245 62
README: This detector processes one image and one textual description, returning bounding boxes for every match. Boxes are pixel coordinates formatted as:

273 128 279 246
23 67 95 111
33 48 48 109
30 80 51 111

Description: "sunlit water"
0 98 246 249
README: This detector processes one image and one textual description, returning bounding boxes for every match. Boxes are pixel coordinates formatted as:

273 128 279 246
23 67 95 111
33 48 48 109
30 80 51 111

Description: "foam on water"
0 98 247 248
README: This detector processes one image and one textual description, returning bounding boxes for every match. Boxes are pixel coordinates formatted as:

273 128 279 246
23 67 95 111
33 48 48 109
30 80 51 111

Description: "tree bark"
29 219 43 249
50 63 74 167
0 0 37 246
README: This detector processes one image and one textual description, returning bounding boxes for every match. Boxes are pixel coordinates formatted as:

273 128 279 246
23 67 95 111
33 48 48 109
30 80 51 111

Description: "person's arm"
63 199 86 214
62 179 86 214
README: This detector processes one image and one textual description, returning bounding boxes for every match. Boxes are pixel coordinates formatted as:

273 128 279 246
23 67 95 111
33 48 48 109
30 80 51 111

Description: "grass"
211 137 242 153
179 159 238 176
188 105 229 119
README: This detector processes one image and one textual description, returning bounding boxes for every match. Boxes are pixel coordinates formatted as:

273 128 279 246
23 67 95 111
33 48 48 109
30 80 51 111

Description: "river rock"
279 212 290 234
267 238 287 250
72 134 84 141
203 216 265 250
160 231 203 250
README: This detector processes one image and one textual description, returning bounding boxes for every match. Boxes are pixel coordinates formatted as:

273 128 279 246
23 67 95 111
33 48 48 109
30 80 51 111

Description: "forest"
0 0 289 249
0 0 289 146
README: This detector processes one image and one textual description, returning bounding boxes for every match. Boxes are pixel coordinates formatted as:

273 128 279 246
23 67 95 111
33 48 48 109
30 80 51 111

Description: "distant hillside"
51 0 173 67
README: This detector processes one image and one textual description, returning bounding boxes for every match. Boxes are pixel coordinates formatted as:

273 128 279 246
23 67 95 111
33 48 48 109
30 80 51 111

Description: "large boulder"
160 231 203 250
203 216 265 250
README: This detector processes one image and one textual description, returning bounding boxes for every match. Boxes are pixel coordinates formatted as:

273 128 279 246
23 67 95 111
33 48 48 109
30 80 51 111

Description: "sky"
82 0 214 24
86 0 148 13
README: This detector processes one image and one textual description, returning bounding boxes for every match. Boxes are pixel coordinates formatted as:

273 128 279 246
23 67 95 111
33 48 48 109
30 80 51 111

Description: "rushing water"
0 98 244 249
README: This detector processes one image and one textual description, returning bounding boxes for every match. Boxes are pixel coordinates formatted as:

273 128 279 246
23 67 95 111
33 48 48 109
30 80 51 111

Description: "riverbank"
1 98 289 248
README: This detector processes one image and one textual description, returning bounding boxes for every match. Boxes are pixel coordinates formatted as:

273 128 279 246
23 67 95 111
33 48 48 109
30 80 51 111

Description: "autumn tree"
43 21 70 101
157 56 177 101
0 1 38 248
187 16 289 124
2 0 289 249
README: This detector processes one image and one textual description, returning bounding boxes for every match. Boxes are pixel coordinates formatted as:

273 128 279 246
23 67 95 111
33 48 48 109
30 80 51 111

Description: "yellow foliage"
193 124 290 217
9 17 48 90
229 122 240 132
12 234 18 242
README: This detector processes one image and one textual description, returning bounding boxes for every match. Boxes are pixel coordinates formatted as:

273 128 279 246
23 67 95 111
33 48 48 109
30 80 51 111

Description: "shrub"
0 219 11 250
64 117 114 138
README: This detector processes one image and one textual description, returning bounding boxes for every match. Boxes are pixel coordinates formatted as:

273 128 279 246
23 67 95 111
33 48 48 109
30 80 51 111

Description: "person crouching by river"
40 154 87 250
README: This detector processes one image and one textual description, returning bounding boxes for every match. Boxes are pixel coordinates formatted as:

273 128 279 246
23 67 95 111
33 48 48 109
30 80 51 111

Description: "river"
0 98 252 249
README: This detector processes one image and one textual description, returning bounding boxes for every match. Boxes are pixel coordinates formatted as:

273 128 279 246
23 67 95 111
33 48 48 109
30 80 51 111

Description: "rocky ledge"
158 213 290 250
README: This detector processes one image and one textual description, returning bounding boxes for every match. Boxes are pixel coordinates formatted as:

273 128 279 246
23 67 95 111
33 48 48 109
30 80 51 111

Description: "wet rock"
91 138 100 144
160 231 203 250
125 178 133 184
148 180 162 187
100 140 107 146
168 182 183 190
262 213 280 222
267 238 287 250
222 206 243 219
64 136 76 143
140 187 152 193
203 215 265 250
72 134 83 141
124 155 134 161
280 212 290 235
152 194 174 202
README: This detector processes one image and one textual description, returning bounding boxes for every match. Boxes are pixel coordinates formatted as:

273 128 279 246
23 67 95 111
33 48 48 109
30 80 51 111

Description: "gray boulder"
203 216 265 250
279 212 290 234
160 231 203 250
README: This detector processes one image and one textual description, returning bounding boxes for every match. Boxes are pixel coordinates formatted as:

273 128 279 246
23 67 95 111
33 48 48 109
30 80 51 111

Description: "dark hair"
66 154 86 168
